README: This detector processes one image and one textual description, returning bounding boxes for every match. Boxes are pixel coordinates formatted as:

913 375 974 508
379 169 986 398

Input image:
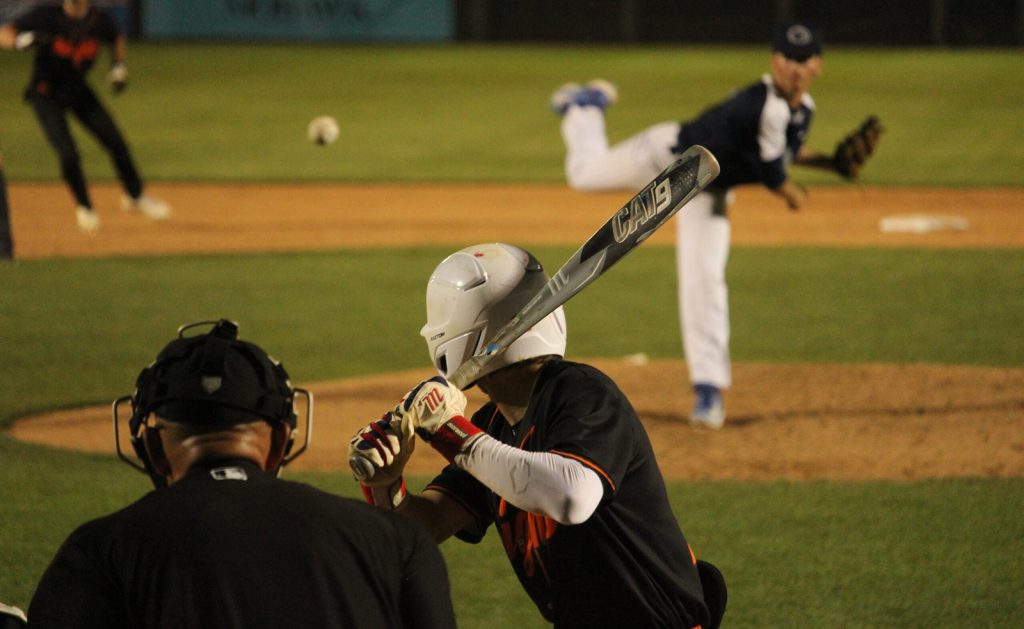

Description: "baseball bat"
351 145 720 481
450 144 719 388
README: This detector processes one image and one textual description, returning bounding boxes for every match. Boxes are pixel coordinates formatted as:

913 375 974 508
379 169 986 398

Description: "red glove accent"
360 477 407 510
417 415 483 463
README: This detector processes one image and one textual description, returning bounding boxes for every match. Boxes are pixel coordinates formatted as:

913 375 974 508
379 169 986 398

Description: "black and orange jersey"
428 359 710 628
13 5 119 101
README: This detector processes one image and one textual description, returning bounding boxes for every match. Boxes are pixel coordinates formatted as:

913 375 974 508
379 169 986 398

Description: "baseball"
307 115 339 146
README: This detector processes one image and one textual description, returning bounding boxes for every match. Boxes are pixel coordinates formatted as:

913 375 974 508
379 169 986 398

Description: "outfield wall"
3 1 1017 45
456 0 1020 45
141 0 454 42
0 0 130 33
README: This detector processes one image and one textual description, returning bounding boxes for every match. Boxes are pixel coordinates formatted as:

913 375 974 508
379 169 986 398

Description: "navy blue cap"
772 23 823 62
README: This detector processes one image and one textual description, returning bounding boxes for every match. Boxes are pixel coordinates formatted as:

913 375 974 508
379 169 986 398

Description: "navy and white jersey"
675 74 815 190
427 359 708 629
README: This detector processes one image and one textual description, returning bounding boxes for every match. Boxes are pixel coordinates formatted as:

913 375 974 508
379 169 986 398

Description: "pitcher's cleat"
550 79 618 115
689 383 725 429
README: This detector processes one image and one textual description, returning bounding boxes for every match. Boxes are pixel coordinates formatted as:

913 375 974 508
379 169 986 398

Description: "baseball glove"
833 115 883 180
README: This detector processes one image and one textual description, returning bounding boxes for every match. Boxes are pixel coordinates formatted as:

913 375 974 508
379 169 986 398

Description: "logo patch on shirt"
210 467 248 481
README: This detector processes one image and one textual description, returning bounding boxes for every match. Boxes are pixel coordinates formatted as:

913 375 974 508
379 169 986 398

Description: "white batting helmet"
421 243 567 385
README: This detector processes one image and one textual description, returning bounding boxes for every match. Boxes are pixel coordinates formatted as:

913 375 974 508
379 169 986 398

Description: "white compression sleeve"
455 434 604 525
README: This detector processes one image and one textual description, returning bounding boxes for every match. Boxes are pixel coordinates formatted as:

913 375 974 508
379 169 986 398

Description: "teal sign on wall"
144 0 453 41
1 1 130 33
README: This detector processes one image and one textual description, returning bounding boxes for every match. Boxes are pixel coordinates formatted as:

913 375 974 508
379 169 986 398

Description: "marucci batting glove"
0 601 27 628
403 376 482 463
348 408 415 485
14 31 36 51
359 476 408 510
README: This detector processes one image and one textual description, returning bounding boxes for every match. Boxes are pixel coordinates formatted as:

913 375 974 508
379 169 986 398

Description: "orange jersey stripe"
549 450 617 493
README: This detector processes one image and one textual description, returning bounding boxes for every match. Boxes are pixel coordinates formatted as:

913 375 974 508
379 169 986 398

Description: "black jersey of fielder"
13 5 119 101
28 459 456 629
428 360 709 628
675 74 815 191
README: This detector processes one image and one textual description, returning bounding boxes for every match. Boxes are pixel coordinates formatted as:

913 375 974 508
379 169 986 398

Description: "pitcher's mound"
10 360 1023 481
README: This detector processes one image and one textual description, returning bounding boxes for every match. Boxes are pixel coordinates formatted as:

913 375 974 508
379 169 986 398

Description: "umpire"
27 319 456 629
0 0 170 234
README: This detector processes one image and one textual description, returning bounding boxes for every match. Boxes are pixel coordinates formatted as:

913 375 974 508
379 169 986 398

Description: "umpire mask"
113 319 313 488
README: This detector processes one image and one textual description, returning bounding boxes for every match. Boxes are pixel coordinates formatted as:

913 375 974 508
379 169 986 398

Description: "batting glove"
403 376 482 463
0 602 27 628
107 62 128 94
348 408 415 485
14 31 36 51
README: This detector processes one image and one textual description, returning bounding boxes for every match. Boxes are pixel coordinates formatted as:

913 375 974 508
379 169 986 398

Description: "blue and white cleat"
550 79 618 115
689 383 725 429
550 82 583 115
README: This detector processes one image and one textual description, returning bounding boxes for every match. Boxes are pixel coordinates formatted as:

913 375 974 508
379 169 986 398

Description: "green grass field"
1 44 1023 626
1 44 1023 185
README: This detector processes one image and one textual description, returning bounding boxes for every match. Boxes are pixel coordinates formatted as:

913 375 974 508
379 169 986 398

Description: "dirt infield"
6 182 1024 480
7 182 1024 258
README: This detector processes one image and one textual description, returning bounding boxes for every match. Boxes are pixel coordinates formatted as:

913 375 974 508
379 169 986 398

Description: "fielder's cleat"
689 383 725 429
122 194 172 220
76 206 100 234
550 79 618 115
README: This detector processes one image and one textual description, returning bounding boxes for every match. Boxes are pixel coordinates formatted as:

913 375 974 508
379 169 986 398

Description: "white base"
879 214 969 234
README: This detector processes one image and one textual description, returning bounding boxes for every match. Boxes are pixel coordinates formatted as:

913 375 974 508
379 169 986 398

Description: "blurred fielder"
551 23 881 428
350 243 727 629
0 0 171 234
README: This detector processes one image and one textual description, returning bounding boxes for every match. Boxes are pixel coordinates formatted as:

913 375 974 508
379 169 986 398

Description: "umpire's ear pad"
142 427 172 484
696 559 727 629
267 423 294 475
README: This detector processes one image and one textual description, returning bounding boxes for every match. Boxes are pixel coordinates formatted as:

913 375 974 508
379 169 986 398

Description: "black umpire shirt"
428 359 710 629
13 5 118 102
28 458 456 629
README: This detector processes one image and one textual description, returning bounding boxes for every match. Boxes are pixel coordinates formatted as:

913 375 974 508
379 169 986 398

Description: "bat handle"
349 455 376 482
